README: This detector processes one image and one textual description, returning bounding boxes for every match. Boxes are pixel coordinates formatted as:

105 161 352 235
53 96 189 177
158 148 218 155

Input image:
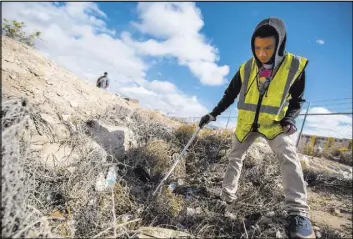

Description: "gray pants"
221 132 309 217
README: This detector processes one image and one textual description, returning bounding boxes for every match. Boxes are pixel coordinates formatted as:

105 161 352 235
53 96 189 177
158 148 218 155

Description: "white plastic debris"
105 166 117 187
95 166 118 192
168 183 176 192
186 207 202 217
186 207 196 217
177 178 184 186
121 213 133 223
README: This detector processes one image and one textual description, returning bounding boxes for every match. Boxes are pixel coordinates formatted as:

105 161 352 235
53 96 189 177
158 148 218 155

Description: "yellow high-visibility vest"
235 52 308 142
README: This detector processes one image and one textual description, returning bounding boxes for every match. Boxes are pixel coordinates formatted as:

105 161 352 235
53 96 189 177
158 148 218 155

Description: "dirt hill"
2 36 352 238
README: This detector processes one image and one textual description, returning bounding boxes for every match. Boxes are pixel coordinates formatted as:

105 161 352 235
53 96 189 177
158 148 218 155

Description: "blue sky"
96 1 353 114
3 2 352 138
197 2 352 110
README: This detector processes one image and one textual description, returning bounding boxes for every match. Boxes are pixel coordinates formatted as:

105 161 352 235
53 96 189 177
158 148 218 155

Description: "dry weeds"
2 98 352 238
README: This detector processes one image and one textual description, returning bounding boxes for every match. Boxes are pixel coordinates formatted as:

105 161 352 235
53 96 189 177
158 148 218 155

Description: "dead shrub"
174 123 197 145
145 140 184 178
126 139 185 182
98 182 136 216
183 127 232 176
340 151 352 166
150 188 185 220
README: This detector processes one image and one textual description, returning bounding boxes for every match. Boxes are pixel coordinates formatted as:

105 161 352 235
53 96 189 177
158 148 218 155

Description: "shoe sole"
289 230 316 239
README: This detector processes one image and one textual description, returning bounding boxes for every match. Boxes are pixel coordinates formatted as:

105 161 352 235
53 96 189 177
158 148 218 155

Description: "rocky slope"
2 35 180 170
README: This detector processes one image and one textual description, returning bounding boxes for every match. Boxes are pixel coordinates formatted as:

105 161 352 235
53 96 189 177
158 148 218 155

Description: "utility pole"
296 102 311 148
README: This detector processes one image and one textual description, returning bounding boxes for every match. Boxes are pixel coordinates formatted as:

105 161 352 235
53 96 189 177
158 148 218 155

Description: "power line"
311 102 352 107
299 112 352 116
326 107 353 111
310 97 352 103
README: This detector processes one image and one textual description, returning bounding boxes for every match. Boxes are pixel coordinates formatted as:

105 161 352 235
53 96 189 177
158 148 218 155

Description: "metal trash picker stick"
152 126 202 197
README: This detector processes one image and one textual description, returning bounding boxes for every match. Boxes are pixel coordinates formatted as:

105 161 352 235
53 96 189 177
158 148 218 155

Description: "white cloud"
119 81 208 117
316 39 325 45
2 2 211 117
125 2 229 86
146 80 177 94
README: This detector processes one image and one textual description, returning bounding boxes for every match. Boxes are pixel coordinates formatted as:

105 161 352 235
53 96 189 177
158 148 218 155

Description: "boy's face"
254 36 276 64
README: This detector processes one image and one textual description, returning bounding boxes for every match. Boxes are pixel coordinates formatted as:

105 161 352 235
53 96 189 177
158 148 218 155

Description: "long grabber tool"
152 126 202 197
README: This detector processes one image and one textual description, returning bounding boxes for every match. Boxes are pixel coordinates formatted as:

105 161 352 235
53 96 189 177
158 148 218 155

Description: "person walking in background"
199 17 315 239
96 72 110 90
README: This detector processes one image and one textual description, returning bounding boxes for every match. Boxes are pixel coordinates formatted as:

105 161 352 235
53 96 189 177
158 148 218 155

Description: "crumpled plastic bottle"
105 166 117 187
168 183 176 192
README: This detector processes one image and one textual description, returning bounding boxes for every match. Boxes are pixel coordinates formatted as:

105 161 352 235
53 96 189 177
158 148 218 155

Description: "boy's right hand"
199 113 216 128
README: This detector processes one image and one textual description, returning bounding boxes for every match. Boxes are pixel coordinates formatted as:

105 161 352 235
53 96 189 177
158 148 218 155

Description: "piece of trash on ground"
168 183 176 192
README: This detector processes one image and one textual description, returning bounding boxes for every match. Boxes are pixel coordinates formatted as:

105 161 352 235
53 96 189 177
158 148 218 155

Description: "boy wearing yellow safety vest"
199 17 315 239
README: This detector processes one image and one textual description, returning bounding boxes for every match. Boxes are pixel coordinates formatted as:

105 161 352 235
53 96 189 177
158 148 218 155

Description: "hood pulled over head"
251 17 287 68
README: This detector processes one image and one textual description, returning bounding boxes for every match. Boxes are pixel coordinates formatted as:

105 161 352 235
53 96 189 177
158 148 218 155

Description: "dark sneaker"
208 187 235 203
288 215 316 239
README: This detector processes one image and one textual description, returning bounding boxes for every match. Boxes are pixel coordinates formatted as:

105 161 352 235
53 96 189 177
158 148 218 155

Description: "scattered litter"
186 188 193 201
177 178 184 186
121 213 133 223
106 166 117 187
186 207 202 217
168 183 176 192
186 207 196 217
95 166 118 191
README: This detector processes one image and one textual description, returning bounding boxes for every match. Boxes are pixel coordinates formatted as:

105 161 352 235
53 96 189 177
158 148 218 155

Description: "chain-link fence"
168 102 353 154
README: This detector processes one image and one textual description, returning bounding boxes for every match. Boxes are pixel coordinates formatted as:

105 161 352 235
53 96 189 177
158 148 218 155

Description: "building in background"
297 134 352 155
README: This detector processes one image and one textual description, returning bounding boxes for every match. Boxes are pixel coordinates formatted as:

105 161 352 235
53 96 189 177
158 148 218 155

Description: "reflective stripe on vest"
235 53 308 142
238 55 301 115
